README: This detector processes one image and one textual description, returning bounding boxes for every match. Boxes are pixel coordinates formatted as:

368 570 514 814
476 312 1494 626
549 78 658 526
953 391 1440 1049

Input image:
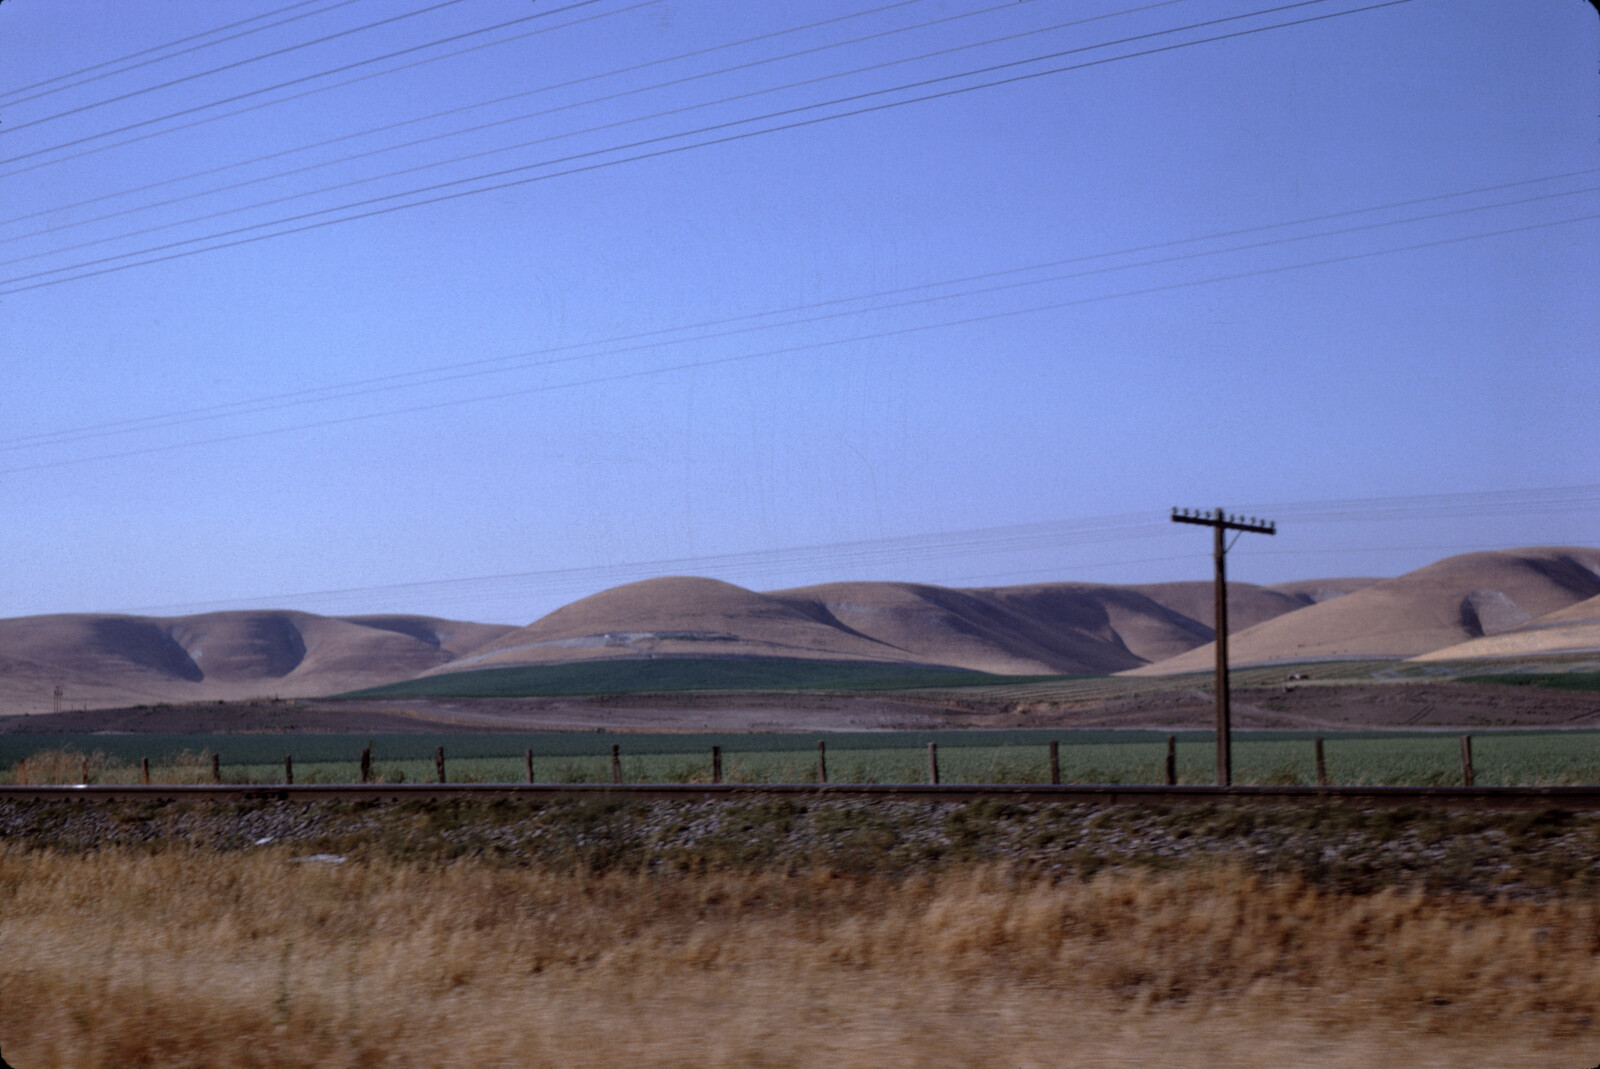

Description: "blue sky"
0 0 1596 623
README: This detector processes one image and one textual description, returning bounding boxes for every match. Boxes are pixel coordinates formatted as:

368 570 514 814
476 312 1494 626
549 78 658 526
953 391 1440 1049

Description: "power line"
0 0 1419 294
0 0 371 108
0 0 626 163
6 0 1189 248
5 0 1327 245
10 151 1597 301
113 485 1600 617
6 164 1590 450
0 0 655 182
0 0 1122 248
116 513 1172 614
0 0 944 227
5 169 1597 454
1243 486 1600 524
0 0 483 134
4 198 1595 476
954 536 1595 589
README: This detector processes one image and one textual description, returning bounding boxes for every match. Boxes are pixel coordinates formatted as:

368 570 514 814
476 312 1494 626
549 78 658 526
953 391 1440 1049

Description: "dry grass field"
1 848 1597 1068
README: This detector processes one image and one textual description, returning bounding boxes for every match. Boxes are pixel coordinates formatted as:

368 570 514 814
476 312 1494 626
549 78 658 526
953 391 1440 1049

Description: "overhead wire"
2 4 1583 619
1 0 1329 255
0 0 1421 294
952 539 1588 585
1 0 1180 245
0 0 1206 267
0 0 372 108
1242 486 1600 524
0 0 946 228
4 167 1598 455
117 486 1600 616
4 198 1596 476
0 0 626 164
5 163 1593 450
9 154 1598 299
0 0 661 182
119 513 1171 613
0 0 485 134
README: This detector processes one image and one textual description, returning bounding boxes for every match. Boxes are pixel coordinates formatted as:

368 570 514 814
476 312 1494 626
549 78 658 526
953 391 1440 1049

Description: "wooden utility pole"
1171 507 1276 785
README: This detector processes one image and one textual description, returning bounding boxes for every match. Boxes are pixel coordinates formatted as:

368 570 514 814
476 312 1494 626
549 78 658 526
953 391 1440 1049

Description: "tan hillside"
1128 581 1342 633
1266 577 1385 604
767 581 1190 674
1410 592 1600 661
0 612 512 715
440 576 1218 677
1127 547 1600 675
435 577 913 674
432 575 1330 678
9 549 1585 708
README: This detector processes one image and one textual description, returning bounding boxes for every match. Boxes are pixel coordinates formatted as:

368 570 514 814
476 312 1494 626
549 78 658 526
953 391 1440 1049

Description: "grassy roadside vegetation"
7 730 1600 787
2 798 1599 1067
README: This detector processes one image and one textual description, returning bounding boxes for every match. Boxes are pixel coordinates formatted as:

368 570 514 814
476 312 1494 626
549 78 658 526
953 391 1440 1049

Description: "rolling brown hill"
432 577 912 672
432 574 1358 679
0 612 512 715
1126 547 1600 675
5 547 1593 713
1410 591 1600 661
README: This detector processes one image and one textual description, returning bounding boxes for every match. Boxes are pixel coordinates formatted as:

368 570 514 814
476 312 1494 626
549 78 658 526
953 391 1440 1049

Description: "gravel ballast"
3 796 1599 899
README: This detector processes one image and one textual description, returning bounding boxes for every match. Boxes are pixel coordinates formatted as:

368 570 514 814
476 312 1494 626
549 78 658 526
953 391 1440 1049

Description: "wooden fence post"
928 742 940 785
1165 735 1177 786
81 756 89 785
1315 737 1328 787
611 744 622 785
1049 740 1060 785
211 753 221 785
525 748 534 785
1460 735 1474 787
284 755 293 785
712 745 722 784
435 746 446 784
817 740 827 785
360 747 371 784
141 758 150 786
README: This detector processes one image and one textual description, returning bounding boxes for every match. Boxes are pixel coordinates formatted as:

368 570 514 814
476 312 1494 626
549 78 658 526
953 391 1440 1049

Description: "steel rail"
4 783 1600 809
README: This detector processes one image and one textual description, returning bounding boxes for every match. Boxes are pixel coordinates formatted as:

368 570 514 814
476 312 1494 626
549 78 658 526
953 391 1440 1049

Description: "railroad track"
4 782 1600 809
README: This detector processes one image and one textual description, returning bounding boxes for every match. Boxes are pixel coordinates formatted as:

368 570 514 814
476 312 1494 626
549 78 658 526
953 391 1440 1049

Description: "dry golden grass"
8 748 220 786
0 848 1596 1067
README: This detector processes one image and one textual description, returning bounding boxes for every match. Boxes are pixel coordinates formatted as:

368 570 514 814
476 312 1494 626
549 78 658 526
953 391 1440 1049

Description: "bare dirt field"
2 681 1594 734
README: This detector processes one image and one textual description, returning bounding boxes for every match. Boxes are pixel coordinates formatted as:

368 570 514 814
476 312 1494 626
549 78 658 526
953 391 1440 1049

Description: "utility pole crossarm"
1170 506 1278 787
1171 507 1276 535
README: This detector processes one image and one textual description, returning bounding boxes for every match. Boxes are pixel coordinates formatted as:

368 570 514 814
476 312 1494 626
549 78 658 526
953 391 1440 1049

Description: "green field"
341 652 1600 705
1470 672 1600 692
342 657 1079 698
5 729 1598 788
910 655 1600 703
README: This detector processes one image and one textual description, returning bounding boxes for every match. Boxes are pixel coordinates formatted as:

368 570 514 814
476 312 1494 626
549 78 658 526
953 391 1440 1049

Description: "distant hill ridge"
1 546 1595 714
435 574 1380 681
0 611 514 715
1123 546 1600 675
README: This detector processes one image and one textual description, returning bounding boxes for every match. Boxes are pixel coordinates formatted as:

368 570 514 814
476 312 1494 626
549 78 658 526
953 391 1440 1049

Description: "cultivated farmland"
6 729 1600 787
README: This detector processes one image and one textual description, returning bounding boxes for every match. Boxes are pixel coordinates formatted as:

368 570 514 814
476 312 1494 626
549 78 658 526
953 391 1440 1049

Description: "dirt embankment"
1 682 1594 734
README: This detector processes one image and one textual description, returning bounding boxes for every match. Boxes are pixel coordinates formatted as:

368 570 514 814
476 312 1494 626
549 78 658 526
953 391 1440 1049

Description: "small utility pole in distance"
1171 507 1277 785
